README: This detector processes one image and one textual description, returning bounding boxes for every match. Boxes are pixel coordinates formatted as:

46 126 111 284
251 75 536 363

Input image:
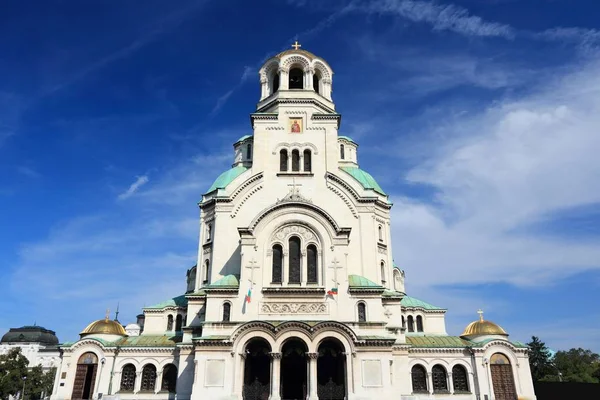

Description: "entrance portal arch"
317 338 346 400
71 352 98 400
280 338 308 400
490 353 518 400
243 338 271 400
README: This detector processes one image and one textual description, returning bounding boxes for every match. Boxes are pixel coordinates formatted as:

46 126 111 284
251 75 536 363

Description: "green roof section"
338 135 356 144
382 289 404 297
340 167 386 196
114 335 180 347
206 165 248 194
206 274 239 288
407 336 473 348
234 134 253 145
401 295 445 311
145 294 188 310
348 274 383 288
393 261 400 270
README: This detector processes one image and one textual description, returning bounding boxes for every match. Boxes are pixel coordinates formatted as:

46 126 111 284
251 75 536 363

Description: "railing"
243 378 270 400
317 377 345 400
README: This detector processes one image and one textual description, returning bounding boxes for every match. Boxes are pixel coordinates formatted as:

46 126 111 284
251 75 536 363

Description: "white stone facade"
51 46 536 400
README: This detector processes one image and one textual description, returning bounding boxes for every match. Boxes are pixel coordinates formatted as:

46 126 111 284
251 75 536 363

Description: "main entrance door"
490 353 518 400
280 338 308 400
317 339 346 400
243 339 271 400
71 352 98 400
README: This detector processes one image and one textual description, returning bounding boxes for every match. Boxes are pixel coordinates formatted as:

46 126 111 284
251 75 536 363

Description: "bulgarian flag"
327 287 338 296
245 284 252 303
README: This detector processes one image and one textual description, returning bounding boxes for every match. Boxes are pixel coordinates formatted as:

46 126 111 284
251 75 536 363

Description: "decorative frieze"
259 302 328 315
272 224 316 242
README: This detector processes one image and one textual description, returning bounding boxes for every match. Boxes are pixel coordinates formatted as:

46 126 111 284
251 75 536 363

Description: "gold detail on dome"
460 310 508 337
292 40 301 50
80 315 127 337
105 308 110 320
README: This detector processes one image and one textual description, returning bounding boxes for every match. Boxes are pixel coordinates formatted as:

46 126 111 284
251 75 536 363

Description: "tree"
25 365 56 399
545 348 600 383
0 348 29 399
527 336 552 381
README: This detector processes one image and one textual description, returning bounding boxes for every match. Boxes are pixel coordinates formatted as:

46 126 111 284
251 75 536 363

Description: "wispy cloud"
538 27 600 52
118 175 150 200
17 166 41 178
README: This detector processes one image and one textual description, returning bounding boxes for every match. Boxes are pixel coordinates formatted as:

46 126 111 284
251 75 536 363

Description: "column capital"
306 352 319 360
269 352 282 359
239 352 247 360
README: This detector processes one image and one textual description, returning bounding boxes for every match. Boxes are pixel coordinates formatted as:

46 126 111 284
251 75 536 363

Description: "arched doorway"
281 338 308 399
317 338 346 400
71 352 98 400
490 353 518 400
243 338 271 400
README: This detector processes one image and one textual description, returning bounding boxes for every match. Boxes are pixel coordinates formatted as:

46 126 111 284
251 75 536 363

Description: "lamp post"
21 375 27 400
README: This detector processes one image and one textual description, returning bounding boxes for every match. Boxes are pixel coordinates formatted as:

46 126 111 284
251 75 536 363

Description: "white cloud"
389 58 600 289
359 0 514 38
538 27 600 52
117 175 149 200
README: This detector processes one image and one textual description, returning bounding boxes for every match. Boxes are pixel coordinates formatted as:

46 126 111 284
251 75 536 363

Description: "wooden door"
491 364 517 400
71 364 88 399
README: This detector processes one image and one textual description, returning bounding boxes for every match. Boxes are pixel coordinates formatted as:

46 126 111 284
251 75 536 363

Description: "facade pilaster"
427 371 434 395
133 371 142 393
269 352 282 400
448 372 454 394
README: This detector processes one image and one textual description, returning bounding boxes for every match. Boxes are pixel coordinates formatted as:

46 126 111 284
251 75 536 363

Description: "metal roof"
340 167 386 196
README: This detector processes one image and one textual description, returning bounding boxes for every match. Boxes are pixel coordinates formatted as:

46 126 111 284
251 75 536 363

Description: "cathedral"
51 44 536 400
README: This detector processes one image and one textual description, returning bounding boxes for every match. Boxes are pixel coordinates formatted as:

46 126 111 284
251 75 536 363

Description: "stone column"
427 371 434 395
317 251 323 286
283 251 288 284
133 371 142 393
155 371 162 393
279 68 289 90
307 352 319 400
301 250 307 286
448 372 454 394
270 352 282 400
234 353 246 398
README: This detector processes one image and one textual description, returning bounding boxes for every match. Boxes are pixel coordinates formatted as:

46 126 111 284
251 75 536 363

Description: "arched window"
452 365 469 392
357 302 366 322
407 315 414 332
416 315 424 332
272 244 283 283
280 149 288 172
380 261 386 284
289 68 303 89
167 315 173 331
120 364 136 392
401 315 406 329
289 236 301 283
223 302 231 322
291 149 300 171
186 266 196 293
161 364 177 393
246 144 252 159
203 260 210 284
393 269 401 291
272 72 280 93
307 244 317 283
140 364 157 391
340 144 345 160
313 74 320 94
378 225 383 241
432 365 448 392
303 149 311 172
411 365 428 393
175 314 183 331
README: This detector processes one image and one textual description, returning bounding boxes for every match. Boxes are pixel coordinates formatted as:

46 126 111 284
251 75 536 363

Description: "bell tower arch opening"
289 67 304 89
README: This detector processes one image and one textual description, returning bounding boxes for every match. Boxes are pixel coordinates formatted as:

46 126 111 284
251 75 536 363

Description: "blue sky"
2 0 600 352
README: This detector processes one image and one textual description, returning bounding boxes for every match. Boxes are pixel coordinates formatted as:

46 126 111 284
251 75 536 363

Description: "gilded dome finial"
477 309 484 321
292 40 301 50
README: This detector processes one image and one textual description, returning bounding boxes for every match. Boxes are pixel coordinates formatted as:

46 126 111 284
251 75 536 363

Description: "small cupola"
460 310 508 342
80 310 127 341
338 136 358 166
233 135 253 167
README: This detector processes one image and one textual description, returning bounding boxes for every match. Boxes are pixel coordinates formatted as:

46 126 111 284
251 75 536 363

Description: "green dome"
206 166 248 194
1 326 59 345
340 167 386 195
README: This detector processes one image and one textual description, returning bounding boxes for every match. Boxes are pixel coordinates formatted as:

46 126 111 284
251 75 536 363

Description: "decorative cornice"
261 287 326 297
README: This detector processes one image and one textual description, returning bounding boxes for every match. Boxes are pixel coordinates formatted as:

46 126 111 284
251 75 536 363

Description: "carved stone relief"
272 225 316 243
259 302 328 314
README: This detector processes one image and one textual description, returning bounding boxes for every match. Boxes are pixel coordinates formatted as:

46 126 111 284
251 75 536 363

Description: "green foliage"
0 348 57 399
551 348 600 383
526 336 553 381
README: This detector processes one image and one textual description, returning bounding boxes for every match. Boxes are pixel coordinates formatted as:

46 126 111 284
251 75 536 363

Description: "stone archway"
317 338 346 400
71 352 98 400
243 338 271 400
280 338 308 400
490 353 518 400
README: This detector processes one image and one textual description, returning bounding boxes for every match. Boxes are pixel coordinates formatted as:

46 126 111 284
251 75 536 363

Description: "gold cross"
477 309 484 321
292 40 301 50
105 308 110 320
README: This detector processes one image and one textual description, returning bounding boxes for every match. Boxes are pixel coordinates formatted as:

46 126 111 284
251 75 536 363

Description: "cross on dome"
292 40 301 50
477 309 484 321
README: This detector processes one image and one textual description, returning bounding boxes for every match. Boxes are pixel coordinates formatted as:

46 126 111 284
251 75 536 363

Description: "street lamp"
22 375 27 400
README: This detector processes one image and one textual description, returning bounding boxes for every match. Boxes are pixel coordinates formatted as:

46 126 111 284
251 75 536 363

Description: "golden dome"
80 317 127 337
461 310 508 338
